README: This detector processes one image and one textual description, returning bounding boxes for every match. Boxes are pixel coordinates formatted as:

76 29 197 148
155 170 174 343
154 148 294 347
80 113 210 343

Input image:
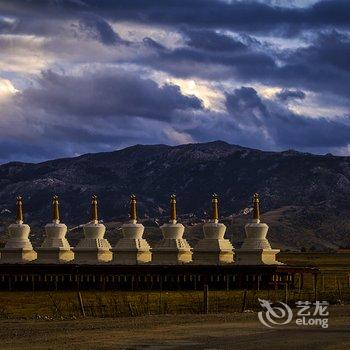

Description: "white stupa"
235 193 282 265
193 194 234 264
1 196 37 263
112 195 151 264
152 195 192 264
36 196 74 263
74 195 112 263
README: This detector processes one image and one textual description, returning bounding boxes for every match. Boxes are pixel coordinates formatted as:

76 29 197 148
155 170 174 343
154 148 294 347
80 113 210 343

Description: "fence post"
203 284 209 314
78 291 86 317
241 290 247 313
336 277 342 302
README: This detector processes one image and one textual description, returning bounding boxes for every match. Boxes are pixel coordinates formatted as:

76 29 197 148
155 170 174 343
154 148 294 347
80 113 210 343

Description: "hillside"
1 141 350 250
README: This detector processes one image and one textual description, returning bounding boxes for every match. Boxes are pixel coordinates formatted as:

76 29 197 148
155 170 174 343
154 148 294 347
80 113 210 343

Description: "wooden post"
78 291 86 317
336 277 342 302
203 284 209 314
241 290 247 313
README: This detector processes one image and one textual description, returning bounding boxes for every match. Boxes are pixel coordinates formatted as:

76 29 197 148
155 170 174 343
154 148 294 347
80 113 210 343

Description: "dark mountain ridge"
1 141 350 249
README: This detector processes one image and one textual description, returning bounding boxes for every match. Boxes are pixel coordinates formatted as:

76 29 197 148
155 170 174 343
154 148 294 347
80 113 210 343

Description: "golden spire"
253 193 260 221
91 195 98 222
170 194 177 222
52 195 60 222
16 196 23 223
212 193 219 221
130 194 137 222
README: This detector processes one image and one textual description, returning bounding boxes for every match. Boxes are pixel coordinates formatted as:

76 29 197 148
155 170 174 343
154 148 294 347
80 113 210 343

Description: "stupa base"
234 249 283 265
193 238 234 265
152 250 192 265
73 249 112 264
193 250 234 265
112 250 152 264
1 249 37 263
36 248 74 263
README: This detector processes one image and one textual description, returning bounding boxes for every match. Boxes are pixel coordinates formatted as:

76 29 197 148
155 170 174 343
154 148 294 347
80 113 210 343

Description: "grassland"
0 252 349 320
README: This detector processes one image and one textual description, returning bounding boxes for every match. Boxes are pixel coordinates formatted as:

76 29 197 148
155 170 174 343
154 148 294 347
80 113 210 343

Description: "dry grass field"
0 253 349 349
0 252 349 320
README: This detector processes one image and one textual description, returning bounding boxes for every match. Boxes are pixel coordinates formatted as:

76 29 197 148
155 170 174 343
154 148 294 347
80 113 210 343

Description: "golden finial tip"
16 195 24 223
90 194 98 222
52 195 60 222
170 194 177 221
252 193 260 220
129 194 137 221
211 193 219 220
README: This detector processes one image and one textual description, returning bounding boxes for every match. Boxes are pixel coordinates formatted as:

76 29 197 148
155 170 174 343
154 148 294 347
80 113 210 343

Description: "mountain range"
1 141 350 250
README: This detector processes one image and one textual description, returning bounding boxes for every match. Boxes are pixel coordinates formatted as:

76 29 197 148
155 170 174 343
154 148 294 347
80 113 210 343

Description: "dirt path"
0 306 349 350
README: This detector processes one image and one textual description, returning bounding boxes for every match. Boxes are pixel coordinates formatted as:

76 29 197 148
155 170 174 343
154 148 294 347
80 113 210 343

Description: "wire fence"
0 276 349 320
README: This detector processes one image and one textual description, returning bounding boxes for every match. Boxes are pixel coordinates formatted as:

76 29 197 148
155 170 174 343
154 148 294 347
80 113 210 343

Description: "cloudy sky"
0 0 350 163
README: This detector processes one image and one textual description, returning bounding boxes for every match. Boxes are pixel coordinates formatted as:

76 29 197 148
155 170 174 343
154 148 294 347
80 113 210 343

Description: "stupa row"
1 194 282 266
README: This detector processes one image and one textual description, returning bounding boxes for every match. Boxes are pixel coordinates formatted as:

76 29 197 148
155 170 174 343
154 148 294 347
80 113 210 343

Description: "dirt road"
0 306 349 349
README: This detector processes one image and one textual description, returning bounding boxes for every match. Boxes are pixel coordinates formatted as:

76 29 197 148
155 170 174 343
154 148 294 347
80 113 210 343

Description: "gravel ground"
0 306 349 349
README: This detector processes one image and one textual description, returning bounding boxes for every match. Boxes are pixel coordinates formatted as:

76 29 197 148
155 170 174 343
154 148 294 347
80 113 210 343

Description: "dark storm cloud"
288 30 350 73
78 12 121 45
225 87 350 149
1 0 350 36
20 70 203 120
266 30 350 99
183 29 247 52
139 31 276 79
0 69 203 163
276 89 306 101
0 0 350 162
143 28 350 100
